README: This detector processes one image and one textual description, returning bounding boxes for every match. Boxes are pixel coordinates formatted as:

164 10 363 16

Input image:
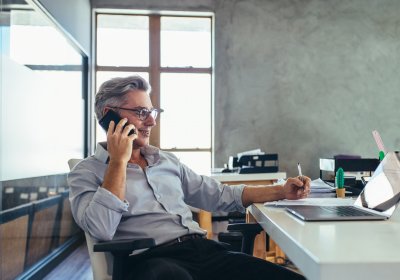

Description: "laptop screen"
354 152 400 216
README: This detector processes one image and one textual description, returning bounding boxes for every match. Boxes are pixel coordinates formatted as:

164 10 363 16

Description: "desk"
198 172 286 239
248 203 400 280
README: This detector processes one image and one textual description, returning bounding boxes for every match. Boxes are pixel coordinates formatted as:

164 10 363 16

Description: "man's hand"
106 118 137 164
102 118 137 201
241 175 311 207
283 176 311 200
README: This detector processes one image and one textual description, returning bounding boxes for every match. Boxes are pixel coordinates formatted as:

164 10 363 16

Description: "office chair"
219 223 262 255
69 159 154 280
68 159 262 280
91 224 262 280
90 233 156 280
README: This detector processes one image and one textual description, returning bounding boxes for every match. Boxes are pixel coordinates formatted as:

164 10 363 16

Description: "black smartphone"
99 110 136 136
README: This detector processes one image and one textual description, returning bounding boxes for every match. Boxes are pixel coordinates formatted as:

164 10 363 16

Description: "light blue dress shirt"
68 142 245 245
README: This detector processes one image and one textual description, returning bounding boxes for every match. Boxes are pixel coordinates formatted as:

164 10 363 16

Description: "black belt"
159 234 205 248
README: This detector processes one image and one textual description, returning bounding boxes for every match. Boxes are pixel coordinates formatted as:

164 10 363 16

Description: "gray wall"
39 0 91 55
93 0 400 179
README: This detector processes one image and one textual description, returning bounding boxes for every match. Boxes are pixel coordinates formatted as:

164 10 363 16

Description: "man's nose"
145 115 156 126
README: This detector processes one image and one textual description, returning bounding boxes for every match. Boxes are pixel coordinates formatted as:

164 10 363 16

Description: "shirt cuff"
93 186 129 212
232 184 246 211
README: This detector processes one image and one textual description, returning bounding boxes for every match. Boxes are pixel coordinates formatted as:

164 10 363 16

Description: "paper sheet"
264 197 355 207
274 178 335 192
310 178 335 193
237 149 264 160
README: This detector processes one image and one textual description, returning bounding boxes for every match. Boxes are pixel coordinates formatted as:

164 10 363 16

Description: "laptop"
286 151 400 221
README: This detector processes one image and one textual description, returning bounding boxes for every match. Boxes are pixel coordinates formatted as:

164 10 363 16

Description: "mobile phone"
99 110 136 135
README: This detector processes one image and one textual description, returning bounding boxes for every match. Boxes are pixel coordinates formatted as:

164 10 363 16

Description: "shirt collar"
94 142 160 165
94 142 109 163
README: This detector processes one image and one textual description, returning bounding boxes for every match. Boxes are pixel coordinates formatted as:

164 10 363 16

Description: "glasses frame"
112 107 164 121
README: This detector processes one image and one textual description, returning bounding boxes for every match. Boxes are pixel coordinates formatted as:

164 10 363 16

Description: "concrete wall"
38 0 91 55
93 0 400 179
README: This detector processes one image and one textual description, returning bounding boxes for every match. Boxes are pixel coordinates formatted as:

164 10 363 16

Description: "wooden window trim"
149 15 161 148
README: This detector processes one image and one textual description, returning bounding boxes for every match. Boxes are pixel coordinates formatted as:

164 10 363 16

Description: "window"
0 1 87 278
1 7 87 180
95 12 213 174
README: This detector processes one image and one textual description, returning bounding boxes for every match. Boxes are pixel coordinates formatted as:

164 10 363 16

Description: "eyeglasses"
112 107 164 121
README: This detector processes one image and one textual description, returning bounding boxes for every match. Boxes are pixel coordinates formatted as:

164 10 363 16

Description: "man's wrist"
108 158 128 167
276 185 286 200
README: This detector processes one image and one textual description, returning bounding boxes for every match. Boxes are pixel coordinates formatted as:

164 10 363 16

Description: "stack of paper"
237 149 265 160
310 178 335 193
274 178 335 192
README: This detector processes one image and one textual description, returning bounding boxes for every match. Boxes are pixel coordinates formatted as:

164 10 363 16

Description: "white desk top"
210 172 286 182
249 203 400 280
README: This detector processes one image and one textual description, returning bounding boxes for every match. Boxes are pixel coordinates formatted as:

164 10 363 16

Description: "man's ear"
102 107 110 116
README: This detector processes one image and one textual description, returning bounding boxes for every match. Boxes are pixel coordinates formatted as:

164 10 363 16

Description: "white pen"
297 162 303 182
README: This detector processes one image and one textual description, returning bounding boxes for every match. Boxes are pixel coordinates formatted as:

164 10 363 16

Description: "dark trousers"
126 238 305 280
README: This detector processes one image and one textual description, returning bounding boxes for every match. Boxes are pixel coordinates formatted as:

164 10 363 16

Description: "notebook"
286 151 400 221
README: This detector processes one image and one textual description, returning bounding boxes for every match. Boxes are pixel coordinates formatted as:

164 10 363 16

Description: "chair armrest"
227 223 262 233
227 223 263 255
94 238 155 254
94 238 156 280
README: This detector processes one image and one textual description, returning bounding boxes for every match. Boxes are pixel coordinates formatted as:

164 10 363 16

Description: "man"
68 75 311 280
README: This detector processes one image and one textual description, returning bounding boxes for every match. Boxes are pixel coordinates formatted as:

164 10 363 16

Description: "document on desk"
310 178 335 193
274 178 335 193
264 197 355 207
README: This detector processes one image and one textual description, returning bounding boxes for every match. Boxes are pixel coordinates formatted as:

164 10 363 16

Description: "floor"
44 243 93 280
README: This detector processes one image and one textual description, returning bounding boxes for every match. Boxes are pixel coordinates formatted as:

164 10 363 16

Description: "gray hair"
94 75 151 120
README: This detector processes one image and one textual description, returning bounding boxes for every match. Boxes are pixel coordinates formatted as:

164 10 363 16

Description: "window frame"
94 10 214 167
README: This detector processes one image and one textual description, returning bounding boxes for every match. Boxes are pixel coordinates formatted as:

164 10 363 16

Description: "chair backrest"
68 158 113 280
67 158 83 170
85 232 113 280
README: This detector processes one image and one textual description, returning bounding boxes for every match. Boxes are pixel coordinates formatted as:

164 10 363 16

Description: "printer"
227 149 279 174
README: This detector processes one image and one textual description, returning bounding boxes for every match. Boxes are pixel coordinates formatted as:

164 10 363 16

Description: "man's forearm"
102 159 127 200
241 185 285 207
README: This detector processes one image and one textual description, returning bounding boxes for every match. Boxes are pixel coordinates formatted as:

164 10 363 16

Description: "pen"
297 162 304 182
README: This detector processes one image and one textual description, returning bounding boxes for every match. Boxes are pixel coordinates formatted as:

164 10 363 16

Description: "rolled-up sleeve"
68 164 129 240
179 163 246 213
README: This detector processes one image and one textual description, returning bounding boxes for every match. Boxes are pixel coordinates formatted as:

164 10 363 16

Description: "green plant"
336 168 344 189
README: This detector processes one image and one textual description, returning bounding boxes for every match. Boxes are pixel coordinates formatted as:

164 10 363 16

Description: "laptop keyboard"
319 206 375 217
